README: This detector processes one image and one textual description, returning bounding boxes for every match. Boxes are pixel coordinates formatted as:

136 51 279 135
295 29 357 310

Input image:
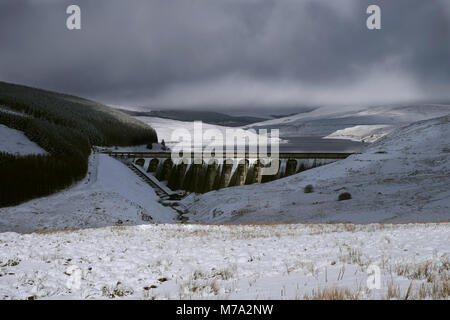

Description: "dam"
103 151 354 195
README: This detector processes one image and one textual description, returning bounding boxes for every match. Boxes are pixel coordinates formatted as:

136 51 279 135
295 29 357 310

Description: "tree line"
0 81 158 207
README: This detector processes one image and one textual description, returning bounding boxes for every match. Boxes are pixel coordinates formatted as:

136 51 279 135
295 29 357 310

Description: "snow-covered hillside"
0 222 447 299
246 104 450 139
0 154 177 233
183 115 450 224
324 125 395 143
0 113 448 301
137 116 283 149
0 106 27 117
0 124 47 156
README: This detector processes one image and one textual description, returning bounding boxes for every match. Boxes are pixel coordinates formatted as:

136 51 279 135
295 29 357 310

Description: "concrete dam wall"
132 157 338 194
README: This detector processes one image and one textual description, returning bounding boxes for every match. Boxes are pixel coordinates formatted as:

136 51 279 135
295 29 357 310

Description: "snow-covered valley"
0 154 176 233
183 115 450 224
0 107 449 300
1 0 449 299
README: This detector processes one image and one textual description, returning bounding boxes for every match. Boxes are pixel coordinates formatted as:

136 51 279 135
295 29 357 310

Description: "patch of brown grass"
303 286 360 300
33 228 80 235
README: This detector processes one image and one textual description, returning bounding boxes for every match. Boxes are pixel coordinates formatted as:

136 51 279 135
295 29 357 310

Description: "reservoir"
278 136 365 153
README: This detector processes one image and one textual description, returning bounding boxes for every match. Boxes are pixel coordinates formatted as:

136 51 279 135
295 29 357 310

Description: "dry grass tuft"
385 280 401 299
303 286 360 300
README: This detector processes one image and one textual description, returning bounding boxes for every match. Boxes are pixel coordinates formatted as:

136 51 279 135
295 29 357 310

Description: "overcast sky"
0 0 449 111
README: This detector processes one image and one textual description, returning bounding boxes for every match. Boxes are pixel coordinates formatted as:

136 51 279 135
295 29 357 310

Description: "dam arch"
116 151 354 194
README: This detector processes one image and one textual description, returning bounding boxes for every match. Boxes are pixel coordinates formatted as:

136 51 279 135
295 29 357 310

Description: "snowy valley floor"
0 223 448 300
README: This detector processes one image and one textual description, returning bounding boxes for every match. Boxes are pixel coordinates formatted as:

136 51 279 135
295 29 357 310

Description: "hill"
0 153 176 233
183 114 450 223
0 81 158 207
117 108 266 127
245 104 450 138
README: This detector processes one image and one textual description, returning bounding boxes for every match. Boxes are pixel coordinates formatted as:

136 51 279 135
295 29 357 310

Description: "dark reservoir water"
170 136 365 154
216 137 365 154
278 136 365 153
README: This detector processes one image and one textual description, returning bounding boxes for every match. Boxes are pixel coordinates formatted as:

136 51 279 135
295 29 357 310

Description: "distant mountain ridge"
245 103 450 138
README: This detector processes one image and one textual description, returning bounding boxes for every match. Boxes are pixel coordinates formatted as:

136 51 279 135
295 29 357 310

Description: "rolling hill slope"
183 114 450 223
0 81 158 207
245 104 450 139
117 108 266 127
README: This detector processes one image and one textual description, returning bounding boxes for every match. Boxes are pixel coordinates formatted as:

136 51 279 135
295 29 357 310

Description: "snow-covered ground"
0 106 28 118
183 115 450 224
0 124 47 156
0 154 177 233
0 222 447 300
136 116 284 150
324 125 395 143
246 104 450 139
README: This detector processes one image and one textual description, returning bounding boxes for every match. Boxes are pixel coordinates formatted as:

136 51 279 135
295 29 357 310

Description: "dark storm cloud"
0 0 449 108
